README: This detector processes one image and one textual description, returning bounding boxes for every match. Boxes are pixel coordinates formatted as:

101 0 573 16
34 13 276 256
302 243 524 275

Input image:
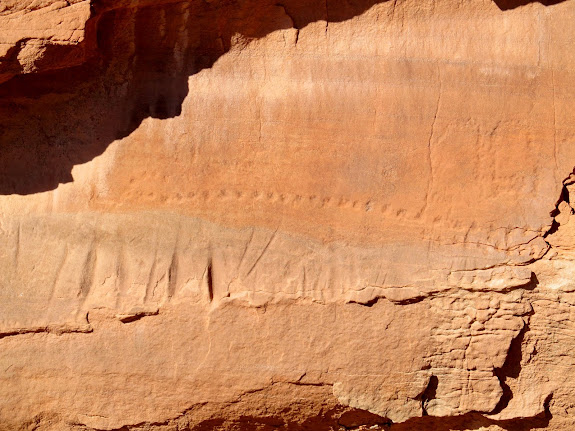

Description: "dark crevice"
549 184 570 218
389 296 427 305
167 249 178 299
543 393 554 421
207 259 214 302
0 324 92 339
556 184 570 211
117 309 159 323
350 296 382 307
350 292 427 307
543 219 560 238
418 375 438 416
544 168 575 239
491 324 530 415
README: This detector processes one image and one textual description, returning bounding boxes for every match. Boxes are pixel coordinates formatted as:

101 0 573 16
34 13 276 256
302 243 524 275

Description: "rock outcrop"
0 0 574 429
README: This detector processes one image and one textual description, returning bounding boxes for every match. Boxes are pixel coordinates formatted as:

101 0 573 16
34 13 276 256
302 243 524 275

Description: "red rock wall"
0 0 574 429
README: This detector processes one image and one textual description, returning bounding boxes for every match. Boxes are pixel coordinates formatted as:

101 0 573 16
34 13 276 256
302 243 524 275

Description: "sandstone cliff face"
0 0 574 430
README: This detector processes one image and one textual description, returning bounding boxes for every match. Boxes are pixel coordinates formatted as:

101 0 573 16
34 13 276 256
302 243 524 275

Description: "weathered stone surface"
0 0 574 429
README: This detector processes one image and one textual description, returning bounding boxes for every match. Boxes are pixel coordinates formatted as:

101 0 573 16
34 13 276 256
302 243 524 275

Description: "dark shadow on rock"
193 418 226 430
419 375 439 416
493 0 567 10
392 329 552 431
390 406 551 431
0 0 392 195
0 0 569 194
337 409 390 429
491 323 529 414
512 272 540 292
188 407 391 430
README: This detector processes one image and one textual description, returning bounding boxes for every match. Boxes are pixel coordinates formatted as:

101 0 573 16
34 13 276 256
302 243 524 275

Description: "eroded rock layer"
0 0 574 429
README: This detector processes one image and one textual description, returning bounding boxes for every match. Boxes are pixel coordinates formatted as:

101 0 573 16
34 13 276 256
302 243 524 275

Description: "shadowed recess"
390 408 551 431
493 0 566 10
491 324 530 415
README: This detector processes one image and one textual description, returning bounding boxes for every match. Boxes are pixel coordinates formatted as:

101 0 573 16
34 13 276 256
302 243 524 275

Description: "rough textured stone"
0 0 574 429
